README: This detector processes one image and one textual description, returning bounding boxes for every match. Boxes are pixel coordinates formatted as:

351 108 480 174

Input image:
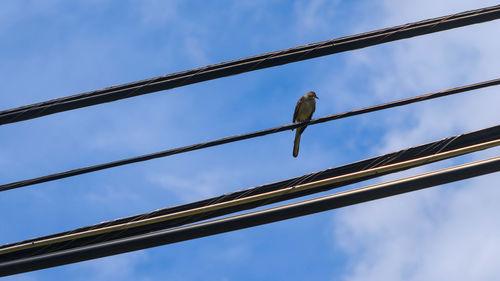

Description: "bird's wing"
293 96 305 123
305 101 316 121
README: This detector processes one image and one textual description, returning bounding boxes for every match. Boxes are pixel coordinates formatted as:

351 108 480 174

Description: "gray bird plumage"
292 91 318 157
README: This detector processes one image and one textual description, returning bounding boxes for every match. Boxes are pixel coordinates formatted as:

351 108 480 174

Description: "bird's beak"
315 96 319 99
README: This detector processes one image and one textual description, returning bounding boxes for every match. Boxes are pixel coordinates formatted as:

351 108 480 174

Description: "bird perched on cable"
292 91 318 157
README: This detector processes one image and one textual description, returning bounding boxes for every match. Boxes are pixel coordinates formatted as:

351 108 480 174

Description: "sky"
0 0 499 280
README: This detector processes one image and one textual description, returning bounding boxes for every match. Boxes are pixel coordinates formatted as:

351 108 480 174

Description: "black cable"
1 5 500 126
1 156 498 276
1 124 498 261
2 78 498 193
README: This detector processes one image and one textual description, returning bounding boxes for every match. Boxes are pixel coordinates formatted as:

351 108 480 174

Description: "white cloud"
136 0 179 24
331 0 500 280
335 173 500 281
72 251 150 281
147 168 244 202
183 36 210 66
293 0 342 42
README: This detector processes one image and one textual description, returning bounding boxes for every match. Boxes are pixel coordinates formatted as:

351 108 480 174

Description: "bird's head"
306 91 319 99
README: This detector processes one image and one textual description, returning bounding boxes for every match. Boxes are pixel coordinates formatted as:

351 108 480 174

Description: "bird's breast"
295 99 316 122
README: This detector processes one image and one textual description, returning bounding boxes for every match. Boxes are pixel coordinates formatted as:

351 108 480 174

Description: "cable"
1 156 498 276
1 126 499 261
2 78 499 193
1 5 500 126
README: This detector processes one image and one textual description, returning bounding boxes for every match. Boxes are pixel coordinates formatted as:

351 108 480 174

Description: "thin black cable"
1 4 500 125
1 156 498 276
1 124 498 261
1 78 499 193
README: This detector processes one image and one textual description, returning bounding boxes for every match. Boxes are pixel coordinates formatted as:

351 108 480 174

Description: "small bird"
292 91 318 157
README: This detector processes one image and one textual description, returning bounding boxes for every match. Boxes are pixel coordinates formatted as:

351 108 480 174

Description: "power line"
1 156 498 276
1 5 500 126
1 127 498 261
1 78 498 193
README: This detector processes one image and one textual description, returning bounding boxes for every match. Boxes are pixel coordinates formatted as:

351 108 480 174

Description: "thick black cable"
1 78 499 193
1 156 498 276
1 124 498 261
1 5 500 125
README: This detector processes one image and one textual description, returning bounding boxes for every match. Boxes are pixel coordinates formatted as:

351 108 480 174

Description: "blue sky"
1 0 499 280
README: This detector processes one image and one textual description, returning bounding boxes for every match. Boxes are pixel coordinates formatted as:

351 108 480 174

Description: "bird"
292 91 318 157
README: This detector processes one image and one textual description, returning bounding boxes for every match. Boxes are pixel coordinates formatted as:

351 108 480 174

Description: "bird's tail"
293 128 302 158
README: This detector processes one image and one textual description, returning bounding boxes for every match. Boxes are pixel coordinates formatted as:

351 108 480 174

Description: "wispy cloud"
146 168 239 202
331 0 500 280
72 251 150 281
293 0 340 37
136 0 180 24
335 173 500 281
